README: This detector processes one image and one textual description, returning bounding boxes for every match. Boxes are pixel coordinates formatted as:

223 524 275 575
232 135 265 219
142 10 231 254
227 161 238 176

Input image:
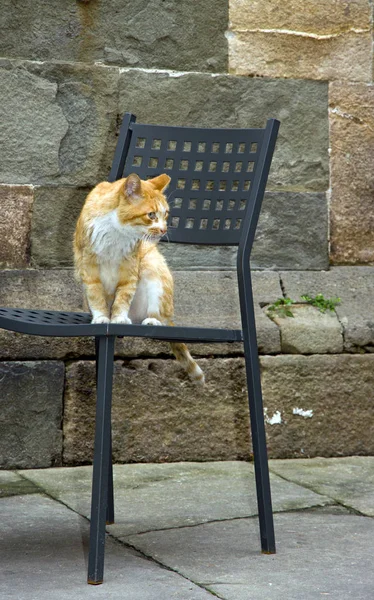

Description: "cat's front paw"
92 315 110 324
142 318 162 326
111 315 132 325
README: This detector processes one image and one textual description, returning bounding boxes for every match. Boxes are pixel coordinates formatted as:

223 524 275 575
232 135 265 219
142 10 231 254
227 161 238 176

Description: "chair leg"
243 322 276 554
95 338 115 527
106 430 115 525
88 335 116 585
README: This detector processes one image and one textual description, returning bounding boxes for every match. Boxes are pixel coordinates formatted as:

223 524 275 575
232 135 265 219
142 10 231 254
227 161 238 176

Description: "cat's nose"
160 228 167 235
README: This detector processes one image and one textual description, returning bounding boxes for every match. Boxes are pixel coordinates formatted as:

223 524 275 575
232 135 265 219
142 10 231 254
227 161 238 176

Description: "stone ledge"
0 267 374 357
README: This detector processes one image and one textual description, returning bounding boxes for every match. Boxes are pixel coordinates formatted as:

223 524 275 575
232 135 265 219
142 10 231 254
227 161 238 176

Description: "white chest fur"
89 210 141 294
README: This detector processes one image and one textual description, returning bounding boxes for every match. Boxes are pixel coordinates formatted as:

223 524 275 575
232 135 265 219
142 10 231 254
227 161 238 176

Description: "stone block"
330 82 374 264
0 269 281 358
229 0 371 32
119 70 329 192
31 186 89 267
252 192 328 270
63 354 374 464
0 0 227 73
228 0 372 81
0 185 33 267
262 354 374 458
0 361 64 468
0 60 118 186
281 267 374 352
270 304 343 354
63 358 251 464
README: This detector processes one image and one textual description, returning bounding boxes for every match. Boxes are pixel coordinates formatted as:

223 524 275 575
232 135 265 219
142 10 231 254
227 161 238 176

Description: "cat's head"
118 173 171 242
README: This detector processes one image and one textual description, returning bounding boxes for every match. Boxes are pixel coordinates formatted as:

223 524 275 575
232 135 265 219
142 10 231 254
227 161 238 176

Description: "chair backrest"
109 114 279 249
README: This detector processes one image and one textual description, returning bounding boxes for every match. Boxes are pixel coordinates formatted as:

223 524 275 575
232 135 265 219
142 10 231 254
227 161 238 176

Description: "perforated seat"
0 112 280 585
0 307 242 342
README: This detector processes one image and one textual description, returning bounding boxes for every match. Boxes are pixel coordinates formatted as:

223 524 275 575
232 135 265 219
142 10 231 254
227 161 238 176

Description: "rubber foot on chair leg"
106 520 114 525
88 579 103 585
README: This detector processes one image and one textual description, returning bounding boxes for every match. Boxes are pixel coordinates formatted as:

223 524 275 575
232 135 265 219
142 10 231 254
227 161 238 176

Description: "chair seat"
0 308 243 343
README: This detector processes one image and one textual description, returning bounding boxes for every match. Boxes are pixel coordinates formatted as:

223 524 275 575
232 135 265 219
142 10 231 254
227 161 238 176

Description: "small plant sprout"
300 293 341 313
266 294 341 319
267 297 295 318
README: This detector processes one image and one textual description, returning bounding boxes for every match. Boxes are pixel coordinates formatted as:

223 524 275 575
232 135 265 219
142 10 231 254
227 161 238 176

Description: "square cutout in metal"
135 137 146 148
191 179 200 190
211 142 220 153
212 219 220 230
203 199 211 210
195 160 203 171
189 199 197 210
185 218 194 229
183 141 192 152
132 156 142 167
180 160 189 170
247 161 255 172
197 142 206 153
151 139 162 150
205 180 214 191
149 157 158 168
168 140 177 151
177 178 186 189
165 158 174 169
170 216 180 228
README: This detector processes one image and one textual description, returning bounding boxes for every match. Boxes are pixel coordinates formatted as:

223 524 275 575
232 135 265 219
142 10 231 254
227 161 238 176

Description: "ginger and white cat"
73 172 204 384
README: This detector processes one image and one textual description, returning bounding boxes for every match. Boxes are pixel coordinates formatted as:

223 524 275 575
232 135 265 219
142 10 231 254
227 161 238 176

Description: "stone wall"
0 1 374 467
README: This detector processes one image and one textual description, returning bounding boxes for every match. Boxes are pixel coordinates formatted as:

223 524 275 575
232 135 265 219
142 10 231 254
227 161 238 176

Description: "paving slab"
0 471 39 498
0 493 214 599
20 462 332 537
269 456 374 516
123 510 374 600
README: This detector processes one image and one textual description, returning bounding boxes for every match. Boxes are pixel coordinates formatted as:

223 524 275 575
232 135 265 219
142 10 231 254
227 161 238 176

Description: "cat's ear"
149 173 171 193
124 173 142 201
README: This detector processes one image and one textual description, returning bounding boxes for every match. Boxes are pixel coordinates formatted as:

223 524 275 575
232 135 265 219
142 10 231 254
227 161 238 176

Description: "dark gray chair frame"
0 113 279 584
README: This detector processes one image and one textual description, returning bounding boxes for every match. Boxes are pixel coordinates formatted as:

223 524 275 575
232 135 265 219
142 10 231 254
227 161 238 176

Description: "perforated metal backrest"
109 114 279 246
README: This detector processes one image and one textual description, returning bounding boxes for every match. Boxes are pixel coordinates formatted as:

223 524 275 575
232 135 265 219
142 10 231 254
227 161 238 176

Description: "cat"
73 172 204 384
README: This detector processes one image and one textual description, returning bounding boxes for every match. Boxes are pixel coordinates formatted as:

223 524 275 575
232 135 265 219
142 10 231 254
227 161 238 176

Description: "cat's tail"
169 342 205 385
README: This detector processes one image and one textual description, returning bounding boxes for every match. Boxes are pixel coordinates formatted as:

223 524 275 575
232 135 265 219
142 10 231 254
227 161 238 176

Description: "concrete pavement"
1 457 373 599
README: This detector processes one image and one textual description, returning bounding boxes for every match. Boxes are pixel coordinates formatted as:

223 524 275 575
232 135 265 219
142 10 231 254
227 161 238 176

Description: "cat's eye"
148 212 157 220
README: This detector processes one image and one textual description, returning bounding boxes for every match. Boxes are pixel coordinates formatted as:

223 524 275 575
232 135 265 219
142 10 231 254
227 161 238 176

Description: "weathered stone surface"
330 82 374 264
125 511 374 600
63 358 251 464
31 187 89 267
0 0 227 73
228 0 372 81
0 495 214 600
0 269 281 358
281 268 374 352
261 354 374 458
0 60 118 186
0 361 64 468
269 456 374 517
229 0 371 32
21 463 332 537
30 187 328 271
119 70 329 192
0 471 39 498
0 185 33 267
252 192 328 270
63 354 374 464
270 304 343 354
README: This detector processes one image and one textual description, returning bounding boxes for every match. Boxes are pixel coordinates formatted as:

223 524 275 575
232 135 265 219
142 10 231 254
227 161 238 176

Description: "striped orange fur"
73 173 204 384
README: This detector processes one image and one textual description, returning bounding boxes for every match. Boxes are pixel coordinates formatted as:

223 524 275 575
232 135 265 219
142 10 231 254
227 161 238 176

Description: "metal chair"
0 113 279 584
